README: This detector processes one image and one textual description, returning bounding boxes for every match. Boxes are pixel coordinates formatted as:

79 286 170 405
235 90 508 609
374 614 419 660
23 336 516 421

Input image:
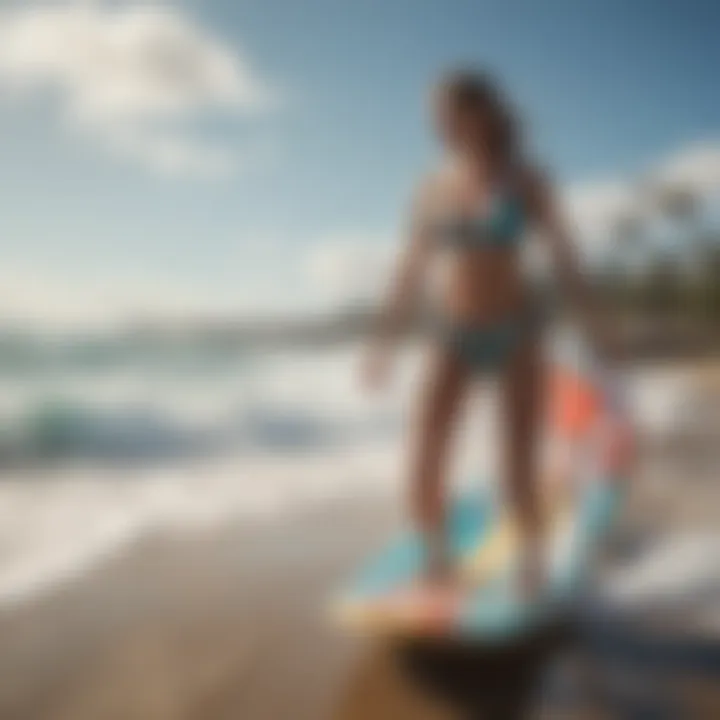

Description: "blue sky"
0 0 718 326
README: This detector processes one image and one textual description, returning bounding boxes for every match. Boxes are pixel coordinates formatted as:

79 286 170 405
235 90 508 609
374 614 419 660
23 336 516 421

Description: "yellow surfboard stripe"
459 492 571 585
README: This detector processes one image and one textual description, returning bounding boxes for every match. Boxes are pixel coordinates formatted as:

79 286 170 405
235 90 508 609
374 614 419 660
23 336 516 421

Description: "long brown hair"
436 69 520 167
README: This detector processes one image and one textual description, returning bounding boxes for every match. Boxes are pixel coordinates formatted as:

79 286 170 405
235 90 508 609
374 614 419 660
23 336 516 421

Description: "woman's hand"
360 344 393 391
589 317 625 366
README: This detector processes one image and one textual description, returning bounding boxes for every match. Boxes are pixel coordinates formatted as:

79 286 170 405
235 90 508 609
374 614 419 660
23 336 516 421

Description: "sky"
0 0 719 328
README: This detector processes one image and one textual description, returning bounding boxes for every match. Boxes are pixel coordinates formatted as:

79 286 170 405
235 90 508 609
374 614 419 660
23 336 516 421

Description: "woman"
363 70 613 597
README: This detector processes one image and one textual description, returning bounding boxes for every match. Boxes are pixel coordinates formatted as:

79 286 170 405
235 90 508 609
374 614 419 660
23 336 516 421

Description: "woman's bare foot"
376 566 462 633
414 568 464 629
518 542 545 600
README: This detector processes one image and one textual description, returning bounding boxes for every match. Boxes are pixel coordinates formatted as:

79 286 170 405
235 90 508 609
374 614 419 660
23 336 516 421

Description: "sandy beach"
0 493 406 720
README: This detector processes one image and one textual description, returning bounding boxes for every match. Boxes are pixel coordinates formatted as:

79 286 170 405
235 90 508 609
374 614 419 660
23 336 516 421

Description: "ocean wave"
0 395 402 466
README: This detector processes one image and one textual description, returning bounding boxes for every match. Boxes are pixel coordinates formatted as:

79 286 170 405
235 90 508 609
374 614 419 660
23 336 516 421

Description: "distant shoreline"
0 305 718 368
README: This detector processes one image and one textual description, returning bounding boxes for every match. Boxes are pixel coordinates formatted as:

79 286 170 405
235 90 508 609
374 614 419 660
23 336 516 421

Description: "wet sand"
0 496 404 720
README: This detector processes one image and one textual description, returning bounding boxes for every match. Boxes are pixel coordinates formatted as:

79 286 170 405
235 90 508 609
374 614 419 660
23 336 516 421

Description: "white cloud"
106 127 234 178
562 140 720 256
305 234 394 307
0 237 322 331
652 141 720 197
0 261 219 331
563 180 634 240
0 2 277 177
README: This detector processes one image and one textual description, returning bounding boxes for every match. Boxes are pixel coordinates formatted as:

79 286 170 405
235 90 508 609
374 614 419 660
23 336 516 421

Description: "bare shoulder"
411 166 452 218
514 161 555 217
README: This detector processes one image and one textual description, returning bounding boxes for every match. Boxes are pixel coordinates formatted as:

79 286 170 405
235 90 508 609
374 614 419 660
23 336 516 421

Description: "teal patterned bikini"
434 191 525 249
434 185 536 371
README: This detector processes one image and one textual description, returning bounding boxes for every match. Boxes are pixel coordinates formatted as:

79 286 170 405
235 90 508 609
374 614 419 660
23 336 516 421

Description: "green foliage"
597 181 719 329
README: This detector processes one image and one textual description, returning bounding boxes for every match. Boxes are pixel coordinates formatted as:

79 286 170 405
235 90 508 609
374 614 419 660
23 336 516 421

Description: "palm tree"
703 235 720 325
650 182 701 323
605 209 647 319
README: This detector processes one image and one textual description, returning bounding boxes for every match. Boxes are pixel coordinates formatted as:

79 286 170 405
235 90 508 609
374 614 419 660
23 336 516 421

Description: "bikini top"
431 183 526 250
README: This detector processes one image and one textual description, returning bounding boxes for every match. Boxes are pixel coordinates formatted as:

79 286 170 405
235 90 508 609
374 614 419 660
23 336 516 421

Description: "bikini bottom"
437 306 541 373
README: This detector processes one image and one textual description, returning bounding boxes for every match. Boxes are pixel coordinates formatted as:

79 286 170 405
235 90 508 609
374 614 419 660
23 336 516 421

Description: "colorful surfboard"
331 364 634 640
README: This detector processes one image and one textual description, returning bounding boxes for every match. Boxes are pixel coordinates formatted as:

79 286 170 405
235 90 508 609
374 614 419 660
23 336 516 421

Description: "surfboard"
331 364 633 641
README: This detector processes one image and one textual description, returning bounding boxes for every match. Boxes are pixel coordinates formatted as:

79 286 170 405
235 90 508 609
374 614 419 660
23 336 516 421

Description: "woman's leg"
409 346 469 573
502 324 546 592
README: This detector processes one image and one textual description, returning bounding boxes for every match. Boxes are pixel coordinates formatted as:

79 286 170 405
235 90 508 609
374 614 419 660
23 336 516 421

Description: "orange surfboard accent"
550 368 602 439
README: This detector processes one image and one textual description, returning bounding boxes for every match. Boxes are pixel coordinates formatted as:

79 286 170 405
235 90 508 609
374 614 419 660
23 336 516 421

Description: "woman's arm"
526 168 618 359
363 179 435 387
